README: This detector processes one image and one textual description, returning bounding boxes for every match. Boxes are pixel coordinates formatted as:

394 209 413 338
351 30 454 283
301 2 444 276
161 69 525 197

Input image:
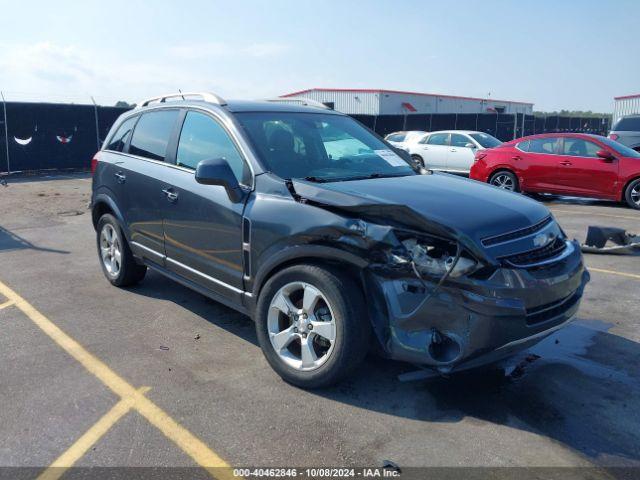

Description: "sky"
0 0 637 112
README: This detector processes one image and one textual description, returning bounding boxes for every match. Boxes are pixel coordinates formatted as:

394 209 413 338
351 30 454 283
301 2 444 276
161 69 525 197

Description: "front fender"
250 243 368 302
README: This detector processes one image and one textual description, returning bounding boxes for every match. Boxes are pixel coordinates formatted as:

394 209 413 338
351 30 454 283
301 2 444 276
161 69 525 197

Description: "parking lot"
0 172 639 478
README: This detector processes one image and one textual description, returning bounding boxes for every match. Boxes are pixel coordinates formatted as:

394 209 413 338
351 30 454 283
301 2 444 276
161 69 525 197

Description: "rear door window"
386 133 405 142
516 140 530 152
106 116 137 152
426 133 449 146
528 137 558 154
129 110 180 161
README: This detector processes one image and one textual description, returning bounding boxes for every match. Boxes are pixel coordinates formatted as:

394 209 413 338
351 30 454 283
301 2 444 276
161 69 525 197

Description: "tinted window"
613 116 640 131
106 116 137 152
129 110 179 161
516 140 530 152
528 137 558 154
450 133 472 147
469 132 502 148
177 111 248 183
426 133 449 146
236 112 414 181
562 138 600 157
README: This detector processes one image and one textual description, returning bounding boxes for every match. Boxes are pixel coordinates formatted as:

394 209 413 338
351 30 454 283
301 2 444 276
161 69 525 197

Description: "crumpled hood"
291 173 550 247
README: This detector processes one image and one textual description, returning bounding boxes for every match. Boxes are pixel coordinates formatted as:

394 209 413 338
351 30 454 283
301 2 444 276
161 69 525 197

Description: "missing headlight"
400 237 477 279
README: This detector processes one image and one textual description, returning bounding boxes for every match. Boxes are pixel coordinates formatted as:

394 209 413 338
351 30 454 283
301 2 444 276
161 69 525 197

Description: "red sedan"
470 133 640 209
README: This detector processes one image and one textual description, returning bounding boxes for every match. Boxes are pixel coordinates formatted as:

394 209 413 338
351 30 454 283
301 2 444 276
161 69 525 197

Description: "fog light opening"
428 329 462 364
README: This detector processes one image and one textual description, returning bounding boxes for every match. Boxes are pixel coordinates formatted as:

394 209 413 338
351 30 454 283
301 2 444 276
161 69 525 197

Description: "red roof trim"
281 88 534 106
614 93 640 100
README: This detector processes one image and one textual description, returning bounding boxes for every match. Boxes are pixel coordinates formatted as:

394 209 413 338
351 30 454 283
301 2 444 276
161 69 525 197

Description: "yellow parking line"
590 267 640 281
550 208 640 221
0 279 235 479
0 299 14 310
38 386 151 480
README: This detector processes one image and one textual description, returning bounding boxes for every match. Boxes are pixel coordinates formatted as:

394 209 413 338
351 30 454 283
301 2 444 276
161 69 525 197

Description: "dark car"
609 114 640 152
470 133 640 209
91 92 589 388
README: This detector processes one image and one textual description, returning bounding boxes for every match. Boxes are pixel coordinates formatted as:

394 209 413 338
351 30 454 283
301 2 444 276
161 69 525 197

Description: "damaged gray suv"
91 92 590 388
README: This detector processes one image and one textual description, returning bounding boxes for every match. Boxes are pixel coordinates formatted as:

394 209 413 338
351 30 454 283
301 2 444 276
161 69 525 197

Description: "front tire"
255 264 370 388
489 170 520 192
411 154 425 168
96 214 147 287
624 178 640 210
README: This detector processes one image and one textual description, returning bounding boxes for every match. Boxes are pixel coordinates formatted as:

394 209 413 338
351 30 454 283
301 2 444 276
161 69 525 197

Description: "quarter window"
106 116 137 152
177 111 248 183
528 137 558 154
129 110 180 161
562 138 601 157
426 133 449 146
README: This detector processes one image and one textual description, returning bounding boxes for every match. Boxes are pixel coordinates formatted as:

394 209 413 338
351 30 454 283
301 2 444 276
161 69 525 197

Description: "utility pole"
1 91 10 174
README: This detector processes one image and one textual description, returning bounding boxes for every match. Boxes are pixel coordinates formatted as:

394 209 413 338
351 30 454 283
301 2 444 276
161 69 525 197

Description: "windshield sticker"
374 149 407 167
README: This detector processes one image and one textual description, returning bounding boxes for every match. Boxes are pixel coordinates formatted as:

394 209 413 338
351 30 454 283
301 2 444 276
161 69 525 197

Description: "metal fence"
352 113 611 142
0 101 612 175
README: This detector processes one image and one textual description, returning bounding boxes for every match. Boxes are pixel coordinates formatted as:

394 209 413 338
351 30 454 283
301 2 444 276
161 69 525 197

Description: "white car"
406 130 502 173
384 130 428 148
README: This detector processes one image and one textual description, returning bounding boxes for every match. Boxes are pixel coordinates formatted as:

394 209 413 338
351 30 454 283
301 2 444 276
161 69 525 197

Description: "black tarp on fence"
0 102 611 174
1 102 131 174
352 113 610 142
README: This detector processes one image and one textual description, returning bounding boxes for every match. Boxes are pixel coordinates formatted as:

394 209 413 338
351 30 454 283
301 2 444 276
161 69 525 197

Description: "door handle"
512 155 522 161
560 161 572 166
162 188 178 202
450 148 457 152
114 172 126 183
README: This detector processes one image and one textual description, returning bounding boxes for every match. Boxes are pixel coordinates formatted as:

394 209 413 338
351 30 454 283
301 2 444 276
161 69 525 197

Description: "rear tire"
411 155 425 168
255 264 370 389
489 170 520 192
96 214 147 287
624 178 640 209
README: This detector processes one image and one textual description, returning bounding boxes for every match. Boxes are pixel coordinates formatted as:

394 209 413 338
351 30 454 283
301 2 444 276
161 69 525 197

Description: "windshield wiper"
341 172 412 181
301 176 330 183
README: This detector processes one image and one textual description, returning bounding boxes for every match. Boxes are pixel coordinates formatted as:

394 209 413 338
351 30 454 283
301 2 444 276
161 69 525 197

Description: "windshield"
597 136 640 158
236 112 415 181
469 132 502 148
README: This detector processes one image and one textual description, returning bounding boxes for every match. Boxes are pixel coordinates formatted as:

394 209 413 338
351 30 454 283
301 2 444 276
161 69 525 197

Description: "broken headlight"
390 235 478 279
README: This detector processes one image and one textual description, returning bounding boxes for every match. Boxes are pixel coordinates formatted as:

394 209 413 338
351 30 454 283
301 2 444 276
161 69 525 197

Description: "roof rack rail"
136 92 227 108
265 97 331 110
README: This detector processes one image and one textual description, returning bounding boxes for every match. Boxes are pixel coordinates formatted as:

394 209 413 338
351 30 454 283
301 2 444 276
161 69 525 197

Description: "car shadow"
127 273 640 465
0 225 70 254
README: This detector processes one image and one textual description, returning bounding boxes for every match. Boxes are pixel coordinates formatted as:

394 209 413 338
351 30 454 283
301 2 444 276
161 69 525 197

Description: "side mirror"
195 158 243 201
596 150 615 162
465 143 476 149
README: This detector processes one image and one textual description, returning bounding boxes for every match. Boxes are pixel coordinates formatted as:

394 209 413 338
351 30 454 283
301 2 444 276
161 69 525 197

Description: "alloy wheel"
631 183 640 206
267 281 337 371
492 174 515 191
100 224 122 277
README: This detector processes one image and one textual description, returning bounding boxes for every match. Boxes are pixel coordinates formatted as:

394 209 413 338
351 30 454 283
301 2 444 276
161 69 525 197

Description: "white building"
613 93 640 124
280 88 534 116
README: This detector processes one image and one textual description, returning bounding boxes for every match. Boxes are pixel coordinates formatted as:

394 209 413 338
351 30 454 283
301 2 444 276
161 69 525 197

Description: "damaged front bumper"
366 239 590 373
